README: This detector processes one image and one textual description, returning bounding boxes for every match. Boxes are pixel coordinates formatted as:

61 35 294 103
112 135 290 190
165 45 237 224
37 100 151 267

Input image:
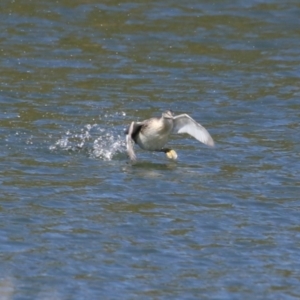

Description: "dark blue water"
1 1 300 299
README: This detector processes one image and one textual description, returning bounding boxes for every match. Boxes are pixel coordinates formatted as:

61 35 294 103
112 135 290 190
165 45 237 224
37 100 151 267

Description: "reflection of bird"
125 110 214 161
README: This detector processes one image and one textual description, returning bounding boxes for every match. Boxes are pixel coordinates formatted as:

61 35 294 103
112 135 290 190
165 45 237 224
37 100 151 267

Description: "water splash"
91 129 126 161
50 123 126 161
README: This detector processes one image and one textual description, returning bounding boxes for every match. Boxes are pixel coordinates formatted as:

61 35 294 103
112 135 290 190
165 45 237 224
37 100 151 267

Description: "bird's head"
162 110 174 119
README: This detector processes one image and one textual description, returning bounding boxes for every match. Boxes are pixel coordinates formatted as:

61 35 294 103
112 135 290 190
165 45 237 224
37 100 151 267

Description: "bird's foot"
165 149 178 160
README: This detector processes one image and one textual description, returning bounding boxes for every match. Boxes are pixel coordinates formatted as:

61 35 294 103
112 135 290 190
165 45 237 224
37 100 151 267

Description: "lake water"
1 1 300 299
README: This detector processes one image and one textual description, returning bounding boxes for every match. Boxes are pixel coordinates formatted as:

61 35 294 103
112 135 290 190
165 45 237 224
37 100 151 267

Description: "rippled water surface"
1 0 300 299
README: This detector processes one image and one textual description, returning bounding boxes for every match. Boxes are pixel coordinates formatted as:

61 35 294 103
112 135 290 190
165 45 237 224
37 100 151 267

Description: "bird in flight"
125 110 214 161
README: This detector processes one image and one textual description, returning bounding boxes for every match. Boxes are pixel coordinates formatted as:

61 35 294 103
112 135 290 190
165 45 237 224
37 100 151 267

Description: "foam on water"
50 123 127 161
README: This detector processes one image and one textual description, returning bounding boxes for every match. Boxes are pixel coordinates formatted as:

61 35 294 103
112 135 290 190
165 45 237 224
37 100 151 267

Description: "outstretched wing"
172 114 214 147
126 121 137 161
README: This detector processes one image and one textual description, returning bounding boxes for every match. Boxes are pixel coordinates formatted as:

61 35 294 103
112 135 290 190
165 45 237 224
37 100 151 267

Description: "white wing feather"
172 114 214 147
126 122 137 161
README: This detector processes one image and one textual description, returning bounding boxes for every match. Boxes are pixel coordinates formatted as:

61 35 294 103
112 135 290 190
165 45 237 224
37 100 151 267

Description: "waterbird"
125 110 214 161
